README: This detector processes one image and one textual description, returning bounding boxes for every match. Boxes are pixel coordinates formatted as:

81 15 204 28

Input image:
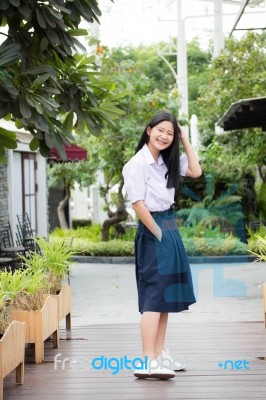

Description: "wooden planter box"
57 284 72 330
9 296 59 364
0 321 25 400
43 284 72 330
44 285 72 330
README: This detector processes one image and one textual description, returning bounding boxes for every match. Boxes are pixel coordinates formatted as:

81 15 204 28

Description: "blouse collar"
142 143 164 166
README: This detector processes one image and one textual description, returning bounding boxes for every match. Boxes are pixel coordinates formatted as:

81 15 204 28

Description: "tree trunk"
57 185 70 230
258 166 266 184
101 210 128 241
242 172 258 221
101 179 128 241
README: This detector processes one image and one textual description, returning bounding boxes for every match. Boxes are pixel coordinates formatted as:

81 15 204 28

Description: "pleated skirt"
135 210 196 313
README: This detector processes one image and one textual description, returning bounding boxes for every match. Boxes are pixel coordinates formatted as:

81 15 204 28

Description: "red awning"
49 143 88 163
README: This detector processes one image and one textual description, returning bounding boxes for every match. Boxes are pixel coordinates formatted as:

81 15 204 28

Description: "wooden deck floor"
3 321 266 400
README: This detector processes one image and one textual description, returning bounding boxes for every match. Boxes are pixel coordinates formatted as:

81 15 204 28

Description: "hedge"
52 236 247 257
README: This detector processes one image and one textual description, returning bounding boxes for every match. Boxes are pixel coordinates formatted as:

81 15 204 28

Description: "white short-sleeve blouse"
122 144 188 212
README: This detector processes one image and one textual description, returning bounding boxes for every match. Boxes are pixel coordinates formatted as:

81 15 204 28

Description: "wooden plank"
9 296 59 363
0 321 25 400
0 321 25 379
43 285 72 329
57 285 72 327
3 322 266 399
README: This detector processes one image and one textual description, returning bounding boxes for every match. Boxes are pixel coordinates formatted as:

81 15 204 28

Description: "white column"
177 0 188 118
90 171 107 224
36 154 48 238
213 0 224 57
190 114 200 155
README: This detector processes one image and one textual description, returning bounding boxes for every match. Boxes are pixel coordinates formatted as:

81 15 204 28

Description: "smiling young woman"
122 111 202 380
146 120 174 161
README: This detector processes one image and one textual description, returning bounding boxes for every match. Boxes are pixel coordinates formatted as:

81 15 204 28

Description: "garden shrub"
51 223 251 256
71 239 134 256
180 226 247 256
193 236 246 256
181 238 202 256
247 225 266 254
51 225 102 241
51 224 137 242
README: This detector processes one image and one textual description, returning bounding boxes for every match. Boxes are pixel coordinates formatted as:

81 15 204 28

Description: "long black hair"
135 111 180 189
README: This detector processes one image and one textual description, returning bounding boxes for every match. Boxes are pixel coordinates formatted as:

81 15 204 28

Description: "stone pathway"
68 261 266 326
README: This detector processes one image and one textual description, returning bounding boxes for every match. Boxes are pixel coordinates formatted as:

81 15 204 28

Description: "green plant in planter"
20 251 45 272
0 266 52 335
0 269 29 300
19 251 52 294
248 235 266 262
247 226 266 254
12 269 50 311
0 293 9 336
31 236 76 293
0 269 30 334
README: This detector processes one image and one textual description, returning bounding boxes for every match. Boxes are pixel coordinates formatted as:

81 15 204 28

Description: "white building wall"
70 178 108 225
70 169 109 225
70 183 91 221
90 185 107 224
7 142 48 242
8 149 23 238
90 171 108 224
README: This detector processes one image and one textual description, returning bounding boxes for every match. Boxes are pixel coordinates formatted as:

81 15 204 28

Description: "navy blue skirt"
135 210 196 313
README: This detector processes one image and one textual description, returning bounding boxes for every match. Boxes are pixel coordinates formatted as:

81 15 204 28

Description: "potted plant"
0 269 27 399
34 236 75 293
6 268 59 364
0 269 29 336
21 237 75 330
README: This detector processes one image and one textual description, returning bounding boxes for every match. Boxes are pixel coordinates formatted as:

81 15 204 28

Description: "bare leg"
141 311 161 358
155 312 168 357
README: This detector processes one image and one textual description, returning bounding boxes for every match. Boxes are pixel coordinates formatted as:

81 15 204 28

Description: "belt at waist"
150 206 175 217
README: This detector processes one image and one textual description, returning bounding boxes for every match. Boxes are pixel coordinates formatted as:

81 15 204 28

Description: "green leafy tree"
197 32 266 220
187 38 212 116
0 0 123 162
158 38 211 117
198 32 266 163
